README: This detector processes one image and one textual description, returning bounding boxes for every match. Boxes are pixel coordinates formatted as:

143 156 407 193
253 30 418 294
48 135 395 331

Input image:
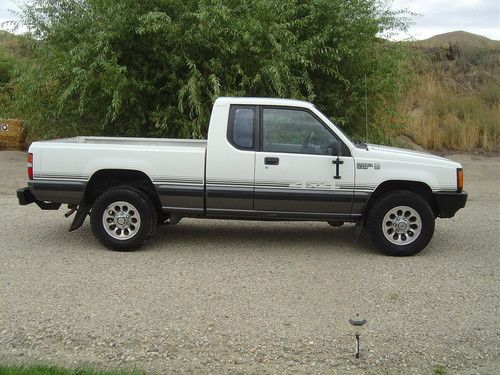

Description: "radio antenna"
365 75 368 140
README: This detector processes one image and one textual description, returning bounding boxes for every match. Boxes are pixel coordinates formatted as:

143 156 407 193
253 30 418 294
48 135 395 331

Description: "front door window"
262 108 338 155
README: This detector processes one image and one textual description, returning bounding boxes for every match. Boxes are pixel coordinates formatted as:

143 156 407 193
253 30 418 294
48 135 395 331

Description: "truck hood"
366 143 460 167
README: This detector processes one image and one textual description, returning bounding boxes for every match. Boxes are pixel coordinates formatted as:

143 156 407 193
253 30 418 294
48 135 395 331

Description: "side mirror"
330 140 342 156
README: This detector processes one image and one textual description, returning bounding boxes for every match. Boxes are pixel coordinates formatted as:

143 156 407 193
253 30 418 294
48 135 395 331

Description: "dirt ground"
0 151 498 374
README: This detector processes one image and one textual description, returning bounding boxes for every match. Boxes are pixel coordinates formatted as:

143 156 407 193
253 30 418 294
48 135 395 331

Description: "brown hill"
0 30 19 53
416 31 500 50
0 30 16 43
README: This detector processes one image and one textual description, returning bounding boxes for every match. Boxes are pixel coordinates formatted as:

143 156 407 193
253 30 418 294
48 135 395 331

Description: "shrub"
12 0 407 140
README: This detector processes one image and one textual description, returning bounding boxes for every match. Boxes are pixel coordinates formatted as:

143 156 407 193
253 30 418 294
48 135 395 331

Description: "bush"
12 0 407 140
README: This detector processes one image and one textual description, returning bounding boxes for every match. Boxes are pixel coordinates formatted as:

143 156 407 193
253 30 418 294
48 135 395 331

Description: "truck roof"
215 97 315 108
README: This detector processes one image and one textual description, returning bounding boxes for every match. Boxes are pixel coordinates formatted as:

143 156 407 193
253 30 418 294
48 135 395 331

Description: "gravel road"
0 151 498 374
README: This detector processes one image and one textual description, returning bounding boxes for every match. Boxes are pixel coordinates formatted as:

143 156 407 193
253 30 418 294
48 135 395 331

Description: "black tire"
90 186 157 251
367 190 435 256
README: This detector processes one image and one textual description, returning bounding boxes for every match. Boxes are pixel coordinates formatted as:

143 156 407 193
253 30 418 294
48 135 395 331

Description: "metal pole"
355 334 360 358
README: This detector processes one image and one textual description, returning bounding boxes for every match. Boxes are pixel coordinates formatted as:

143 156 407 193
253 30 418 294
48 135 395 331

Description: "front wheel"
367 190 435 256
90 186 157 251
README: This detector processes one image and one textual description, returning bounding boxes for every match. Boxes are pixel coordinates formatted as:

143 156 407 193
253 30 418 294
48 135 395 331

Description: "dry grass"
0 119 26 150
399 75 499 151
377 43 500 152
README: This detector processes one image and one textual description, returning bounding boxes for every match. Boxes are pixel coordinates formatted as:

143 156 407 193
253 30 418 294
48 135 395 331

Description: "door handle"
264 157 279 165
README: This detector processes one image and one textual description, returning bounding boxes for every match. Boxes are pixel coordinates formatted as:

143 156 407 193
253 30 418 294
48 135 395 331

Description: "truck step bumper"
17 187 36 205
17 187 61 210
434 191 468 218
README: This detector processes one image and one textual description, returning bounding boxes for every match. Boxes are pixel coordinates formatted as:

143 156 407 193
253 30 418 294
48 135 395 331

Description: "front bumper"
17 187 61 210
433 191 467 218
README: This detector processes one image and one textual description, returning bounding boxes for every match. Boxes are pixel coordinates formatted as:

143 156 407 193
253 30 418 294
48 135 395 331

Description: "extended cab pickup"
17 97 467 256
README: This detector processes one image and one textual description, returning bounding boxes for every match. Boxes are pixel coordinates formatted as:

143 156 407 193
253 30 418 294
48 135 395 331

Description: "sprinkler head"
349 314 367 335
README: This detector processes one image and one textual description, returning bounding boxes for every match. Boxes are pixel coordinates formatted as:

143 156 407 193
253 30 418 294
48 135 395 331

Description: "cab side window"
230 106 255 150
262 108 338 155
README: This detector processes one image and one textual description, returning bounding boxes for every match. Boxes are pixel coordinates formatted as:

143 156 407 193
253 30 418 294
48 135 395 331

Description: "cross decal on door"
332 156 343 179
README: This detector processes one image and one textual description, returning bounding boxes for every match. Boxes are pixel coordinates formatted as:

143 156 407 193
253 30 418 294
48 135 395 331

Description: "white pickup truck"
17 97 467 256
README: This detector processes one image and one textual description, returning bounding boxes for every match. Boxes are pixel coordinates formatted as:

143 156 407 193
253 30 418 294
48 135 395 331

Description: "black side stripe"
254 188 354 202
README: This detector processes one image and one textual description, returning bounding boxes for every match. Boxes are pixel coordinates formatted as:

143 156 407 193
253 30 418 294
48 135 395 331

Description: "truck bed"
48 136 207 148
29 136 208 210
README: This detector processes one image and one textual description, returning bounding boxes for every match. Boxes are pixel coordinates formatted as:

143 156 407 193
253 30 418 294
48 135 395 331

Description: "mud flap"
352 218 364 243
69 201 91 232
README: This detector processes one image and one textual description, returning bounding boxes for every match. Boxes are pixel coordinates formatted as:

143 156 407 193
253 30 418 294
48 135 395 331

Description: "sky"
0 0 499 40
390 0 500 40
0 0 22 32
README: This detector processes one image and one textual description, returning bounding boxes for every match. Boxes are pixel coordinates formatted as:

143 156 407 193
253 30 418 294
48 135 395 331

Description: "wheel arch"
364 180 436 217
84 169 162 213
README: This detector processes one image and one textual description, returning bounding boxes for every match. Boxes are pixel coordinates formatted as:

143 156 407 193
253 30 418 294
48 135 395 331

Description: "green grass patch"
432 365 448 375
0 364 145 375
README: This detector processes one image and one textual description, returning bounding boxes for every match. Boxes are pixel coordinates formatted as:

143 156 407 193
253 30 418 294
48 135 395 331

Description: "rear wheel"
90 186 157 251
367 190 435 256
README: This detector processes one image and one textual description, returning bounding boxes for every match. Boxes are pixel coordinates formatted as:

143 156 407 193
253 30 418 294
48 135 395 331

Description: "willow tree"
15 0 408 140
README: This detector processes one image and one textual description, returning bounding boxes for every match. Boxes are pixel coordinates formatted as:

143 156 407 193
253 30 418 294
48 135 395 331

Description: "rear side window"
229 106 255 150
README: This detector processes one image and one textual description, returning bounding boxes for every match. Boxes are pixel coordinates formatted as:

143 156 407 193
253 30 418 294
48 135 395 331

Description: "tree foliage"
12 0 408 140
0 31 20 113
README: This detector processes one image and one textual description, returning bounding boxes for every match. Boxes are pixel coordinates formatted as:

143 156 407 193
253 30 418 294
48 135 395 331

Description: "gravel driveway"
0 151 498 374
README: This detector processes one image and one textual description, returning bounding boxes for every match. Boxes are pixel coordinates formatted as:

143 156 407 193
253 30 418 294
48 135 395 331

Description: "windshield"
314 106 368 150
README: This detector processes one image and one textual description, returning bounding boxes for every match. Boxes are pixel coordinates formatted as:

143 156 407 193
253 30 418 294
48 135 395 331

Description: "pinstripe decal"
207 178 254 185
207 181 253 186
31 175 400 193
434 185 457 191
153 180 203 186
34 173 89 181
209 179 377 192
152 175 203 185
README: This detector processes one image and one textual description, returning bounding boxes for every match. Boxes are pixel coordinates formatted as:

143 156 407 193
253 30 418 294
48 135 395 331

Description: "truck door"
205 104 257 213
254 106 355 216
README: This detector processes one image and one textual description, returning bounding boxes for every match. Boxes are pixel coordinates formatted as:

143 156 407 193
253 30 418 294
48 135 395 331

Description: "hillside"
0 30 23 61
416 31 500 50
385 31 500 151
0 30 17 48
0 30 13 40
